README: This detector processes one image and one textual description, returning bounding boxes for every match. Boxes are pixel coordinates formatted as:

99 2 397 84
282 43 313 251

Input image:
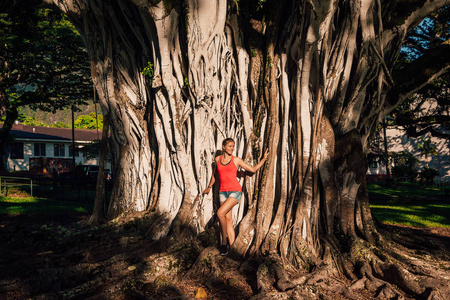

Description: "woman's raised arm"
236 148 269 173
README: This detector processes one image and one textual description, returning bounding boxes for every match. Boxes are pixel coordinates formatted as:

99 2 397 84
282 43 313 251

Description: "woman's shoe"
219 244 228 256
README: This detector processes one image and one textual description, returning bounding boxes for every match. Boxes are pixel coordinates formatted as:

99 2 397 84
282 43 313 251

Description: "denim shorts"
219 191 242 203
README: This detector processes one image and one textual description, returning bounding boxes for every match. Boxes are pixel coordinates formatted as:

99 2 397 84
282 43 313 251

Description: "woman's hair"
222 138 234 147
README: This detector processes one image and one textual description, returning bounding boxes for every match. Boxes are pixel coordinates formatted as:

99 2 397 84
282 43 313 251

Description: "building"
367 127 450 182
2 123 103 174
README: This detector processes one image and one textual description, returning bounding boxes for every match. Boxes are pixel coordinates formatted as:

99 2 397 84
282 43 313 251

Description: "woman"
203 138 269 255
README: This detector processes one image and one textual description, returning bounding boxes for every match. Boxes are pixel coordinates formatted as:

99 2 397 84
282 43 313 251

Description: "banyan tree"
39 0 450 298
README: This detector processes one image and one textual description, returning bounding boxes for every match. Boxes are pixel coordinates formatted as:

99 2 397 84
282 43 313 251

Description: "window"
54 144 65 157
34 143 46 157
69 145 80 157
368 157 378 169
10 142 24 159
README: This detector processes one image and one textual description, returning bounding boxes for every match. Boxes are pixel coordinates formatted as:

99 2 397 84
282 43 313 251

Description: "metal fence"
0 174 111 202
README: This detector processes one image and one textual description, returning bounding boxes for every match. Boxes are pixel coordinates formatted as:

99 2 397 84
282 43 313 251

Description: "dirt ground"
0 211 449 300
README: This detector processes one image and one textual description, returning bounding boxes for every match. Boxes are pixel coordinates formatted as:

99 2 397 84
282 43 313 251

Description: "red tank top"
217 156 242 192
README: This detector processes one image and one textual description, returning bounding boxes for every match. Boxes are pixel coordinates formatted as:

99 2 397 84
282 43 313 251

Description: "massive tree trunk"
0 105 19 171
44 0 450 297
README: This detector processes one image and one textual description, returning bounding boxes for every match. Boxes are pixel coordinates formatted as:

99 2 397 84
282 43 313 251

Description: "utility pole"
383 118 392 187
72 104 76 171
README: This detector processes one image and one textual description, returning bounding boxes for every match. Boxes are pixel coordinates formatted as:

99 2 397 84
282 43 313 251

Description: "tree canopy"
13 113 103 129
0 5 91 114
0 3 92 170
390 7 450 138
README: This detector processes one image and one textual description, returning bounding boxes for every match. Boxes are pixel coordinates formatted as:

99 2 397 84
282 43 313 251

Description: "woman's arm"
203 156 219 195
236 149 269 173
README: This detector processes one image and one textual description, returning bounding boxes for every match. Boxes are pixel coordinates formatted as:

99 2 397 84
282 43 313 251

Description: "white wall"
7 143 33 171
8 141 104 172
387 128 450 181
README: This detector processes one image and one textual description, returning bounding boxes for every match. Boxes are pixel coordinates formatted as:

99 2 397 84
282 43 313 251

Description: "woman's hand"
203 186 212 195
262 148 269 161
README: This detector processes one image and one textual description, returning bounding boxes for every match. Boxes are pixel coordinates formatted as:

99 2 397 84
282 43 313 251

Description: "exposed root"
346 236 450 299
254 254 296 293
350 263 405 299
250 232 450 299
185 246 221 279
256 262 275 292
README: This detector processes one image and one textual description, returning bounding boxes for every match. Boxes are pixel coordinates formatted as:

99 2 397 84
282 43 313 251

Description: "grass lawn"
0 196 93 216
1 182 448 229
368 182 450 228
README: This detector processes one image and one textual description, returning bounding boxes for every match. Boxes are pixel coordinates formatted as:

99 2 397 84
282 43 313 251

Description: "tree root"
185 246 221 279
249 235 450 299
346 237 450 299
253 254 295 292
143 222 449 300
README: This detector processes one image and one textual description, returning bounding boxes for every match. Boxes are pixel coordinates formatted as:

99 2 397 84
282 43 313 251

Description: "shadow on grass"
368 181 450 228
0 197 93 216
368 182 448 202
371 204 450 228
379 223 450 257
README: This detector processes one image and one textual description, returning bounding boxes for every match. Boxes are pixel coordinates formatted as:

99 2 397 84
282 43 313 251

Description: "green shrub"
391 151 419 182
419 167 439 185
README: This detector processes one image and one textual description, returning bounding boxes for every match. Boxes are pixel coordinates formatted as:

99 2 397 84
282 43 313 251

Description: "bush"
419 167 439 185
391 151 419 182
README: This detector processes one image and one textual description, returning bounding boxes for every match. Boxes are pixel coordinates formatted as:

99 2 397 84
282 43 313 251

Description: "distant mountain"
18 101 101 126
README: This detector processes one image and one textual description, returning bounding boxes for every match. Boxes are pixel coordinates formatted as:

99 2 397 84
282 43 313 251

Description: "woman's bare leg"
217 197 238 245
225 209 235 245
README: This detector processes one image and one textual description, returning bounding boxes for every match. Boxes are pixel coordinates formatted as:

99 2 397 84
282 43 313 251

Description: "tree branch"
405 125 450 138
383 0 450 31
397 114 450 126
387 40 450 106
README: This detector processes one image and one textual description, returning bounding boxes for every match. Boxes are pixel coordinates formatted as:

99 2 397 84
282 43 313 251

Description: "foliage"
390 75 450 139
391 7 450 139
51 121 70 128
74 113 103 130
401 7 450 61
80 139 111 162
0 6 91 113
419 167 439 185
18 101 100 127
141 61 154 84
3 113 103 129
17 114 47 126
417 137 438 158
391 151 419 182
0 5 92 170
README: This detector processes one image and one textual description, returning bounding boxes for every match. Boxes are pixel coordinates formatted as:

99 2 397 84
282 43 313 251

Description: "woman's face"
223 141 235 155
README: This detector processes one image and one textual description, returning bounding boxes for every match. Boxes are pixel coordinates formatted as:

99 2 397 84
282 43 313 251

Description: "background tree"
391 151 420 182
34 0 450 298
391 74 450 138
74 112 103 130
390 7 450 139
0 3 92 171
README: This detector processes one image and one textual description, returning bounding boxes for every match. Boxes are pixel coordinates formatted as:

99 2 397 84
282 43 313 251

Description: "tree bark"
0 105 18 171
87 113 110 225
